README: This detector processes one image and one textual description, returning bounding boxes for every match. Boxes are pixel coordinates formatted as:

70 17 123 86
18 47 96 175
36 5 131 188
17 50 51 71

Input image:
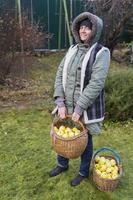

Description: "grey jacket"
53 12 110 134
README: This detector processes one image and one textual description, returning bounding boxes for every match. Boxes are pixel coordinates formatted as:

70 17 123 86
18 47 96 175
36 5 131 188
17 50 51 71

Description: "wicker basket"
92 147 123 192
50 116 88 159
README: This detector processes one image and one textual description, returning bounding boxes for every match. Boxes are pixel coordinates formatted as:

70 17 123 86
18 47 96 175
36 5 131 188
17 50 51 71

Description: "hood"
72 12 103 45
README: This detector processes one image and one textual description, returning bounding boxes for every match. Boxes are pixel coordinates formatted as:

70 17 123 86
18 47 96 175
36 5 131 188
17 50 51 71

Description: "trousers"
57 134 93 177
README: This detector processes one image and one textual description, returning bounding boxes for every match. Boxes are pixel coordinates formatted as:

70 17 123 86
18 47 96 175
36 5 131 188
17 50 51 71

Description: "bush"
0 11 50 85
105 68 133 121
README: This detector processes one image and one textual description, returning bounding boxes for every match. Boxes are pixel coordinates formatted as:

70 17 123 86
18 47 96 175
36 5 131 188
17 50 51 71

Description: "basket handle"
93 146 122 165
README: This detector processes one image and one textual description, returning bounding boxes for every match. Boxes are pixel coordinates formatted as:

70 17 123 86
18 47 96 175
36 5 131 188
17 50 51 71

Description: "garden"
0 0 133 200
0 53 133 200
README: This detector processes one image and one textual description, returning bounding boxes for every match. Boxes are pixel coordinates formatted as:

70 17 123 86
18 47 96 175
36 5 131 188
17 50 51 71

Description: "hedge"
105 67 133 121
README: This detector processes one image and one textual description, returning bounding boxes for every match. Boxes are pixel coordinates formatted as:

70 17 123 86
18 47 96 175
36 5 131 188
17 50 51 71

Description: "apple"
99 157 106 165
105 160 112 168
95 156 100 163
111 173 118 180
95 164 100 170
114 165 119 172
55 125 81 138
59 125 66 131
54 126 59 133
68 131 75 138
62 133 68 138
100 165 107 172
74 131 80 136
110 159 117 166
94 156 119 180
95 169 101 175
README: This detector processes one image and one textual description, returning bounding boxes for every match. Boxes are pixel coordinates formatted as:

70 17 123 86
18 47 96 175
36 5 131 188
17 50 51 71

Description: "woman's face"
79 26 92 43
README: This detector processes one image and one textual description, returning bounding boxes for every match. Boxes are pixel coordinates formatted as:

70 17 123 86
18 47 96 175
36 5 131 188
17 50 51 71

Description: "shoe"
49 166 68 177
70 174 86 186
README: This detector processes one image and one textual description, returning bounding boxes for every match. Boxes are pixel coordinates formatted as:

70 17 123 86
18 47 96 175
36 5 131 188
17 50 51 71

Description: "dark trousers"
57 134 93 177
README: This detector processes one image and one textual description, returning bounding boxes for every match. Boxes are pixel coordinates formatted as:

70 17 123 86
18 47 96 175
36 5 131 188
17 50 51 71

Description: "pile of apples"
54 125 80 138
94 155 119 180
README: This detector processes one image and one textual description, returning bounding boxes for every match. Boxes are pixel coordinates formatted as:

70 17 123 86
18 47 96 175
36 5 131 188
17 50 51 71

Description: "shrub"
0 11 50 86
105 68 133 121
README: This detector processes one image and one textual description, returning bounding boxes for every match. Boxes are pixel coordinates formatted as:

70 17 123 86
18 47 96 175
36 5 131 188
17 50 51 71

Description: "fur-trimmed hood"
72 12 103 45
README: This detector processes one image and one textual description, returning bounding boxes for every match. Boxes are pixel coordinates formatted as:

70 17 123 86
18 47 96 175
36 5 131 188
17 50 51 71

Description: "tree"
0 11 47 83
83 0 133 55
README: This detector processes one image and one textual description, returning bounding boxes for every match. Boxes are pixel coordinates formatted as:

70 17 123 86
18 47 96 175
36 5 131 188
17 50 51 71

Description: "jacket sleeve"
53 57 65 98
76 48 110 110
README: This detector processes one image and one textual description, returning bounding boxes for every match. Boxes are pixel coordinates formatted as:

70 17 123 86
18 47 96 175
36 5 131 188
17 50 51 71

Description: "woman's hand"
58 107 67 119
72 112 80 122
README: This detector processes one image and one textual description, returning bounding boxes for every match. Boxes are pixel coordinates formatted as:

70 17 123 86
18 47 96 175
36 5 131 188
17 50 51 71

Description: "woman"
49 12 110 186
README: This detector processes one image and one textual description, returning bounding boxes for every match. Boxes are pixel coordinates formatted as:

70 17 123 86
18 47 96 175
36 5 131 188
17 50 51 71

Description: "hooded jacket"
72 12 103 45
53 12 110 132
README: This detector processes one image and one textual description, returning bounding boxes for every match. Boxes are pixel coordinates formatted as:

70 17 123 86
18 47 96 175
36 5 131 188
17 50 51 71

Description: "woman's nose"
81 26 86 32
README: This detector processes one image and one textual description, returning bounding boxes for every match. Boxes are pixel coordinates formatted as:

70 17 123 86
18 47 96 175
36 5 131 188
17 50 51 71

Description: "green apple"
95 156 100 163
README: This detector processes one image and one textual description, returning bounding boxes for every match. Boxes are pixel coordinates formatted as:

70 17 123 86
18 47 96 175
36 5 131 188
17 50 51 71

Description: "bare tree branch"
84 0 133 55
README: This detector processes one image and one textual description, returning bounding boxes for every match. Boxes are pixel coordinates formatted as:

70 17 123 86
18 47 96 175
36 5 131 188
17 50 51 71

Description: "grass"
0 52 65 104
0 108 133 200
0 53 133 200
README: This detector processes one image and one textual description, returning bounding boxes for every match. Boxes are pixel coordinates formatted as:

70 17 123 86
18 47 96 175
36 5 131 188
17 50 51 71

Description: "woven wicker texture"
51 116 88 159
92 147 123 192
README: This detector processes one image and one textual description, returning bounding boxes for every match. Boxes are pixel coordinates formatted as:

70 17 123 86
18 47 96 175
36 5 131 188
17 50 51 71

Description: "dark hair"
79 19 92 30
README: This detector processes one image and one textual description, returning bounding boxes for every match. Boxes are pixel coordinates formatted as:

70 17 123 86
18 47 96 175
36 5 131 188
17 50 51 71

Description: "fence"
18 0 84 49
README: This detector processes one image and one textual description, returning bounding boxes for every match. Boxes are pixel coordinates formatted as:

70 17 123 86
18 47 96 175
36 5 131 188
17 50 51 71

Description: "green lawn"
0 107 133 200
0 53 133 200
